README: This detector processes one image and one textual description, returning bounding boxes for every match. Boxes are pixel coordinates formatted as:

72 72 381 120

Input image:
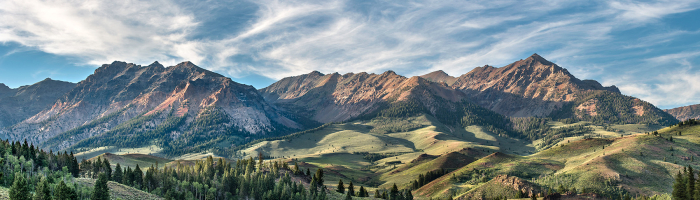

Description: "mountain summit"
420 70 457 85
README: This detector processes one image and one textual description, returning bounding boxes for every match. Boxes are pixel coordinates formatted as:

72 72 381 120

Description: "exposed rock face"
0 79 76 128
450 54 619 117
456 174 542 200
2 61 301 151
420 70 457 85
665 104 700 121
260 70 466 123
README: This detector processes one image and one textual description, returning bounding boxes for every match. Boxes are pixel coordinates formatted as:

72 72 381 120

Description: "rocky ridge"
0 79 76 128
2 61 302 151
260 70 466 123
665 104 700 121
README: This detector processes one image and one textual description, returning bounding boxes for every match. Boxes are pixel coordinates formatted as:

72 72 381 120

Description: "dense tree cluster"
1 139 93 200
374 184 413 200
675 119 699 128
86 155 330 200
410 169 448 190
550 91 678 126
369 117 424 134
673 166 700 200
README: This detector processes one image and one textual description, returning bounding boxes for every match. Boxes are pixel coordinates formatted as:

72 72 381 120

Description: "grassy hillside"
75 179 163 200
89 153 172 169
416 122 699 199
229 114 677 199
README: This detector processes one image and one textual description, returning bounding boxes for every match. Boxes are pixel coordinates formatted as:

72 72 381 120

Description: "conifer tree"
336 180 345 194
33 177 51 200
345 192 352 200
314 169 324 187
103 159 112 180
134 164 143 187
675 170 688 200
113 163 123 184
404 189 413 200
55 180 77 200
9 172 29 200
92 173 110 200
358 186 367 197
375 190 381 198
348 181 355 196
390 184 399 200
690 166 696 200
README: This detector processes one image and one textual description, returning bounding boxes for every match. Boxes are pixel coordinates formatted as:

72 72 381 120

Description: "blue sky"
0 0 699 109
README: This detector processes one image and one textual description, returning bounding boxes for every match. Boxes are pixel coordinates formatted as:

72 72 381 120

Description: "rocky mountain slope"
260 70 467 123
1 61 303 154
450 53 620 117
665 104 700 121
263 54 676 126
0 79 76 128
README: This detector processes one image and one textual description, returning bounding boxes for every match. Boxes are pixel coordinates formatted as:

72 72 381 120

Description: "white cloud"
609 0 700 22
0 0 198 66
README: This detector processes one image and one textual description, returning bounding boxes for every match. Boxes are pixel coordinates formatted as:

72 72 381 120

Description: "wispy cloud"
609 0 700 22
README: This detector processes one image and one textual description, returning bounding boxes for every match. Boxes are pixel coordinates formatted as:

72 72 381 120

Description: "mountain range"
0 54 686 156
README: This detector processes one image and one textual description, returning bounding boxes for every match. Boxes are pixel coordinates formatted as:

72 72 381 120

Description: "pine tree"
348 182 355 196
113 163 123 184
336 180 345 194
314 169 324 187
103 159 112 180
690 166 697 200
390 183 399 200
9 172 30 200
345 192 352 200
33 177 51 200
374 190 381 198
675 170 688 200
55 180 77 200
358 186 367 197
134 164 143 187
92 173 110 200
404 190 413 200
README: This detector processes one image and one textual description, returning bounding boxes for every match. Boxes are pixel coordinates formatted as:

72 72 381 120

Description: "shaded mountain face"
665 104 700 121
2 61 302 152
260 70 467 123
0 79 76 128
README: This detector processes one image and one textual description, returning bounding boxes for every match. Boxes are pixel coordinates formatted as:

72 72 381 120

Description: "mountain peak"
0 83 10 91
309 70 324 76
526 53 553 65
149 61 164 68
174 61 197 68
421 70 457 85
